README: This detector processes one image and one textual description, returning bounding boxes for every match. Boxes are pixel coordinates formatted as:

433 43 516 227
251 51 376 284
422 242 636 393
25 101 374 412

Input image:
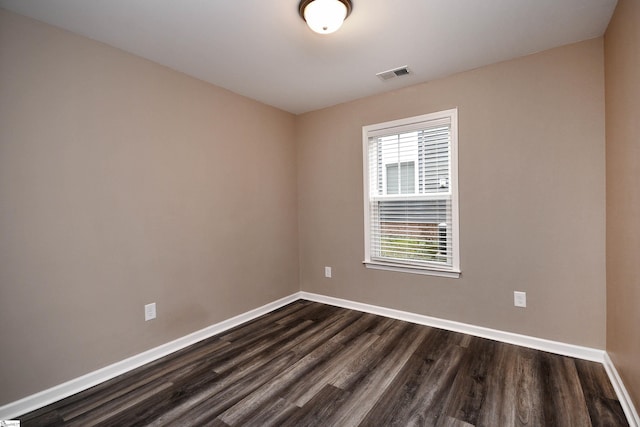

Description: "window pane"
386 161 415 194
400 161 415 193
386 163 399 194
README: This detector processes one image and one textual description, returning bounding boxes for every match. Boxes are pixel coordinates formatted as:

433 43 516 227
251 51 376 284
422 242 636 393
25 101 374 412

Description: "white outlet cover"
324 266 332 278
514 291 527 308
145 302 156 321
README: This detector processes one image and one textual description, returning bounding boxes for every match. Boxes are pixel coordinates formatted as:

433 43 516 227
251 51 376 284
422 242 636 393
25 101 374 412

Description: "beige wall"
297 39 606 348
605 0 640 410
0 9 298 405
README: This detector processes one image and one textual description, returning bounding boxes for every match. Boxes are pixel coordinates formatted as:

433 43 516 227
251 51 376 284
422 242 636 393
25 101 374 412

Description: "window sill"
363 261 461 279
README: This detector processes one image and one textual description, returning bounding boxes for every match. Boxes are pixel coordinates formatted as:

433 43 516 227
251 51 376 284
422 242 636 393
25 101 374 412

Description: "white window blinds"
363 109 460 276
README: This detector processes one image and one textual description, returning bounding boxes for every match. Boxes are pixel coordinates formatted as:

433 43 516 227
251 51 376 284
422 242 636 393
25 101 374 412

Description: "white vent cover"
376 66 411 81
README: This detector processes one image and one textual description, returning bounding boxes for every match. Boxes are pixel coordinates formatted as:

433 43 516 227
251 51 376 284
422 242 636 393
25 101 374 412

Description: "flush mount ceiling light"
299 0 353 34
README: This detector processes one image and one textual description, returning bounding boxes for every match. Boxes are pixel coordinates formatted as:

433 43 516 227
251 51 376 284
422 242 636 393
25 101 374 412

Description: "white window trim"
362 108 461 278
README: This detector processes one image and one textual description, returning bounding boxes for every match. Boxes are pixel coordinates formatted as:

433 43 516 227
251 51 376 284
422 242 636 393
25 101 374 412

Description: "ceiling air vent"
376 66 411 81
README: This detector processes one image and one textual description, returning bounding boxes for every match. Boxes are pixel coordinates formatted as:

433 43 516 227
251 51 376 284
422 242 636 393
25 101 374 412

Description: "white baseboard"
604 353 640 427
300 292 605 362
2 291 637 427
0 293 300 421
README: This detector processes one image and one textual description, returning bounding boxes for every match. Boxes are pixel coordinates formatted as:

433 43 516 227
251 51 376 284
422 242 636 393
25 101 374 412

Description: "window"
363 108 460 278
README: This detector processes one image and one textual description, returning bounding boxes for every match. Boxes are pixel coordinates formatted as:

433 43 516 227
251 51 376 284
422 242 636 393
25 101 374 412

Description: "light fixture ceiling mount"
298 0 353 35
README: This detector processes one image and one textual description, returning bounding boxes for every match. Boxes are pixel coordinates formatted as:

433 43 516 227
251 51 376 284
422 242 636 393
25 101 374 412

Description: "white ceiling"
0 0 617 114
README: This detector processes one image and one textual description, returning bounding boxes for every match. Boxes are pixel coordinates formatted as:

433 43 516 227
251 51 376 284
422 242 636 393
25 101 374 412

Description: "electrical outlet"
514 291 527 308
324 266 332 278
145 302 156 321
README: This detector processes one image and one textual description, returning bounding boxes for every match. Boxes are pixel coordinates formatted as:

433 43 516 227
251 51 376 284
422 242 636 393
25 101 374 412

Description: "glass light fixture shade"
301 0 351 34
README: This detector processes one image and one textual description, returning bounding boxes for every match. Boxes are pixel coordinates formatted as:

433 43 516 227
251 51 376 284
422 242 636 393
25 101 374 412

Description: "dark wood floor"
19 300 628 426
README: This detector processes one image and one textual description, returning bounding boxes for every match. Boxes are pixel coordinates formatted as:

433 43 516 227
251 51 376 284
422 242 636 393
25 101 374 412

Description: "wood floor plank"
360 327 464 426
277 312 380 405
228 397 299 427
279 384 351 427
390 341 465 426
438 416 475 427
58 340 232 421
508 347 545 426
217 333 346 425
85 358 232 427
141 320 334 424
329 320 413 390
474 340 510 426
214 301 305 338
439 336 497 425
64 381 174 427
271 301 326 326
325 323 430 426
17 301 630 427
17 410 64 427
467 343 545 427
144 349 298 426
20 337 226 425
575 358 628 426
287 310 362 357
218 310 376 425
282 331 379 407
148 308 358 425
210 320 313 374
474 341 544 427
539 352 594 427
